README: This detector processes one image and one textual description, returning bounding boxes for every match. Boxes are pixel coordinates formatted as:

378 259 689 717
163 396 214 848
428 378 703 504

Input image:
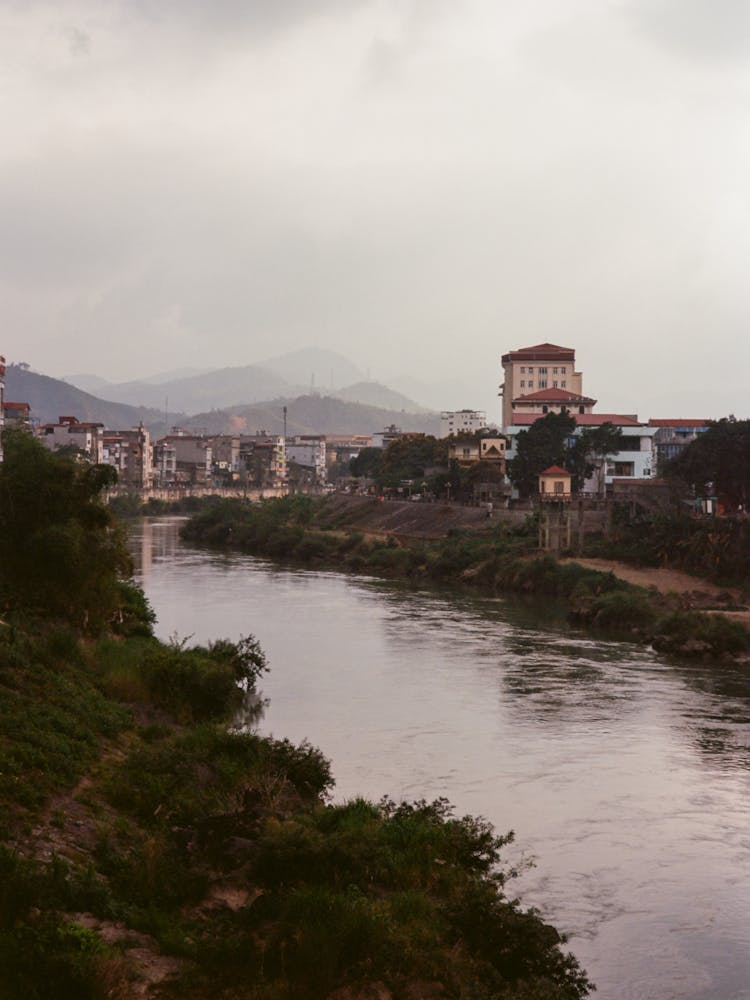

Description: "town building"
538 466 572 499
102 426 152 489
439 410 488 438
286 436 327 485
159 432 212 485
505 413 656 494
448 435 506 470
239 433 286 489
3 401 31 429
648 420 710 474
500 343 584 430
38 416 104 464
153 439 177 487
207 435 241 485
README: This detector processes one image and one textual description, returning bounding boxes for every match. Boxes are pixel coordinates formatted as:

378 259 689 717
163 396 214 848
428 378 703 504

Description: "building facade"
439 410 488 438
500 343 583 430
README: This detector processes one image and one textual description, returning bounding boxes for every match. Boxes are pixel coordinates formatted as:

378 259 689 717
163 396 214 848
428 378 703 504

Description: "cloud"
627 0 750 62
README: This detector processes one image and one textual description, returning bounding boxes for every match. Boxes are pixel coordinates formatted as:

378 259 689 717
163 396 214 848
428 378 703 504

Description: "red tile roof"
648 419 710 428
541 465 571 476
3 401 30 412
502 342 575 363
513 388 595 403
510 413 643 427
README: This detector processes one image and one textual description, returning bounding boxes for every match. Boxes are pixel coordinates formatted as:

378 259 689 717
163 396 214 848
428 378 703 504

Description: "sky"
1 0 749 420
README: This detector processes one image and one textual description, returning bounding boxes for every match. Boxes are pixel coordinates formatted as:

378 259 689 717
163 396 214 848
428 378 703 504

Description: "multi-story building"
648 420 710 474
286 436 327 484
500 343 583 430
448 435 506 470
38 416 104 464
439 410 487 438
153 439 177 486
207 435 241 485
3 401 31 429
103 426 152 489
158 433 212 485
239 434 286 489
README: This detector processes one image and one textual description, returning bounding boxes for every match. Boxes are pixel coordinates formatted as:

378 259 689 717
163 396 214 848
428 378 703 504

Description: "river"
130 517 750 1000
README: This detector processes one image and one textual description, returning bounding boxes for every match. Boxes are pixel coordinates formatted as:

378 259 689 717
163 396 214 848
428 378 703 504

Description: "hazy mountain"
3 365 182 432
257 347 364 390
385 375 490 415
183 394 440 437
333 381 428 413
61 373 114 395
59 365 298 413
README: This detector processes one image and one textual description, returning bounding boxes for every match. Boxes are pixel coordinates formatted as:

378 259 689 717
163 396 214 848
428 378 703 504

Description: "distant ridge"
3 365 181 432
184 394 440 437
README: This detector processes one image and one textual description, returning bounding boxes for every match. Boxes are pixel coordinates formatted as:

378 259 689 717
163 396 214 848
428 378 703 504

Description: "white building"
287 436 327 483
38 416 104 464
440 410 487 438
504 413 656 494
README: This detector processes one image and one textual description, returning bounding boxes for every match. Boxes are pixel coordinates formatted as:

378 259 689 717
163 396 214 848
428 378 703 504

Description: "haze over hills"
3 365 181 432
59 348 434 417
5 363 439 438
184 395 440 438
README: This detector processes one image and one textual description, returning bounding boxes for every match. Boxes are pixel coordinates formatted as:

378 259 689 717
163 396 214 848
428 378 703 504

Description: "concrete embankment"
322 494 530 540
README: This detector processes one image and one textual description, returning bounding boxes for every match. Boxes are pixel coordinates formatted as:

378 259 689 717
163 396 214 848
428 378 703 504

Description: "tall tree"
0 429 131 630
667 417 750 507
507 411 576 497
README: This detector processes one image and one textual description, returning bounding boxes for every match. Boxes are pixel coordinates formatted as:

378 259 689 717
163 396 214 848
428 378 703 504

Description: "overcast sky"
1 0 749 419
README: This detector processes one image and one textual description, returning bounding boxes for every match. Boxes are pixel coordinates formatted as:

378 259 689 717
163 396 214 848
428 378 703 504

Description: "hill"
257 346 364 388
3 364 180 431
333 380 427 412
183 394 440 436
61 364 298 413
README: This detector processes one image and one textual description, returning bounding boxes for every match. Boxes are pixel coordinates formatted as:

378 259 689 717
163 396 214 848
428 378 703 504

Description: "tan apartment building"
500 343 583 430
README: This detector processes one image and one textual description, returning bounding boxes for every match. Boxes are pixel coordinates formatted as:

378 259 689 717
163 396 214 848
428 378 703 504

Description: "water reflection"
130 518 750 1000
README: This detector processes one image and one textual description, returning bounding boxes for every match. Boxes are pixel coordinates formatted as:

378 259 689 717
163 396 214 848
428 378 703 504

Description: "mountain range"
4 349 441 437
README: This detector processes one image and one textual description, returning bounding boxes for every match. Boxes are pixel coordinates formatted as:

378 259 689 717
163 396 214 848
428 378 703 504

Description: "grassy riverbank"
0 614 594 999
180 496 750 660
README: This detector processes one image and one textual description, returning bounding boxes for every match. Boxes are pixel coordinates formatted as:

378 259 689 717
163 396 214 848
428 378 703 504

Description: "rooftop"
513 388 595 403
502 342 575 364
509 413 644 428
540 465 571 476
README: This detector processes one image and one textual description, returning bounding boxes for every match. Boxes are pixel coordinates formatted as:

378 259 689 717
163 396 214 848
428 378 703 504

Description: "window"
553 367 558 374
520 366 526 374
527 382 534 389
553 380 558 388
554 481 565 494
561 380 567 388
520 380 525 388
539 367 547 374
561 367 567 374
527 367 534 373
542 405 548 414
539 379 547 388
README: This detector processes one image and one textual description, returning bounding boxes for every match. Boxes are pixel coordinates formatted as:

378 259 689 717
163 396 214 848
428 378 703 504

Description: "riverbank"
180 496 750 660
0 615 593 999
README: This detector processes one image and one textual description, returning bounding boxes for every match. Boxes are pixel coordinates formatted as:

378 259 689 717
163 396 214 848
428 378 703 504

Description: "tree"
507 412 576 497
567 423 623 494
0 429 131 630
667 417 750 508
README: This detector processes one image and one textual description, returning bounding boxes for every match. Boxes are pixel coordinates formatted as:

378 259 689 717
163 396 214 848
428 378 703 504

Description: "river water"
130 517 750 1000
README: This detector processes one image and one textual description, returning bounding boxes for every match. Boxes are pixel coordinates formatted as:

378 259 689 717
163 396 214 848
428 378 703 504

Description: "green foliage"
0 627 130 813
666 417 750 507
507 412 576 497
0 430 131 631
508 413 622 496
653 612 750 658
587 510 750 587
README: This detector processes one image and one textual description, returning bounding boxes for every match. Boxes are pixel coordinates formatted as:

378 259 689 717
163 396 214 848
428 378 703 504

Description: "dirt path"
562 557 741 600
